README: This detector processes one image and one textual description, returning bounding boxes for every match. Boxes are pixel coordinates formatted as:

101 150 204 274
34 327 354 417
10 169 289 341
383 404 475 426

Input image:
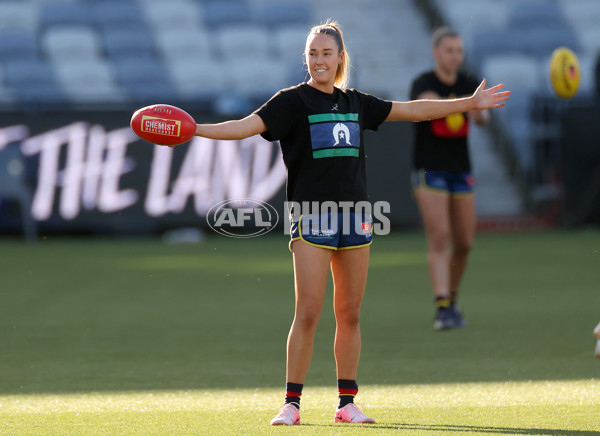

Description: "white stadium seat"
142 0 204 32
41 25 103 61
216 24 270 59
155 28 212 62
167 58 227 98
0 3 38 31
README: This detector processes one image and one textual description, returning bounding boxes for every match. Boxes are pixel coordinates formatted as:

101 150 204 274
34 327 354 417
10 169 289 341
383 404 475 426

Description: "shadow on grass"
303 423 596 435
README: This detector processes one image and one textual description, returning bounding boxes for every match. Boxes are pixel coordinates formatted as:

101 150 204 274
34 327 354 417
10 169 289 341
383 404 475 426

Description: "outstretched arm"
194 114 267 141
386 79 510 122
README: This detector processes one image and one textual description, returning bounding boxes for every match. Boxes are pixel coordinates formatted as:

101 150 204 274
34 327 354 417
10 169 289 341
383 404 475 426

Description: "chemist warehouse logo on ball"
207 199 279 238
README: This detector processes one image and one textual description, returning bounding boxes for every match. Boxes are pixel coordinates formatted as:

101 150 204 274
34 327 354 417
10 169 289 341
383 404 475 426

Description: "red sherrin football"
130 104 196 146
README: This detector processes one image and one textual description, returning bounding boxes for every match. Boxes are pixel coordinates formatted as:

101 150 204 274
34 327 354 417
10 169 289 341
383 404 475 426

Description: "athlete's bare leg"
414 188 451 298
448 195 476 297
331 245 370 379
286 241 333 384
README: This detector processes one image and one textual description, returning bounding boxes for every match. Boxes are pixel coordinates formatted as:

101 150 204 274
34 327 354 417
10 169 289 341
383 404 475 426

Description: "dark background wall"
0 110 420 235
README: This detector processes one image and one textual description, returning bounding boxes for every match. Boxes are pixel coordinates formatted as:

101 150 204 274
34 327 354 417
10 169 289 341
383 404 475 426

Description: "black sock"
337 379 358 408
285 382 303 409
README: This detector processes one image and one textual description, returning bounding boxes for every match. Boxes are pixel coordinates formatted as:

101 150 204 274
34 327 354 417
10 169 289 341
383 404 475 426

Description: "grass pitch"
0 230 599 434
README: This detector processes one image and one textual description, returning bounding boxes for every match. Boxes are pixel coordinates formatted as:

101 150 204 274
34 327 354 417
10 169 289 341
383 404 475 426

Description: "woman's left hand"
472 78 511 110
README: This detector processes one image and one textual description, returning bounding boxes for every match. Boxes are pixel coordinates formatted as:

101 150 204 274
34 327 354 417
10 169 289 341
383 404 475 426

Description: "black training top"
409 71 480 173
255 83 392 204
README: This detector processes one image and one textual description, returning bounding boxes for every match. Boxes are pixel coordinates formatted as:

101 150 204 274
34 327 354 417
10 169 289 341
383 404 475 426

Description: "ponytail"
307 19 350 89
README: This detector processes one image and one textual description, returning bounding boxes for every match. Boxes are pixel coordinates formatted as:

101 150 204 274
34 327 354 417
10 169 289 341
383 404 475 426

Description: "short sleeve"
410 73 429 100
466 74 481 94
358 91 392 131
254 90 297 142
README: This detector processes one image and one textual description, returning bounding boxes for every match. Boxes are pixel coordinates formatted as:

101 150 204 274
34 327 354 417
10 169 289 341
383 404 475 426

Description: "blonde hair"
432 27 460 47
306 19 350 89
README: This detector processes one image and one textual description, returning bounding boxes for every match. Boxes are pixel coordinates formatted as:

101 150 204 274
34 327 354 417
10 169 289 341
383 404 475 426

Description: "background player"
409 28 491 331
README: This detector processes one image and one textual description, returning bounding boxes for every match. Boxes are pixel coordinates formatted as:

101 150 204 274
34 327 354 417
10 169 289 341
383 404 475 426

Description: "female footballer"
409 28 491 331
190 20 509 425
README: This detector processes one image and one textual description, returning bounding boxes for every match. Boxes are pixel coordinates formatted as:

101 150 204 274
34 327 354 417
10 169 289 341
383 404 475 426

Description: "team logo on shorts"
361 222 372 234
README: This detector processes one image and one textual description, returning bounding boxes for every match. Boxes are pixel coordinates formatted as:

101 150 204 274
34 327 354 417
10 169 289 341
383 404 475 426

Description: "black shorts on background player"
410 71 479 174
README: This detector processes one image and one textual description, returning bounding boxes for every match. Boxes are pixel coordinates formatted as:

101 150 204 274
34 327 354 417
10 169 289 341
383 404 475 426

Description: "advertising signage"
0 110 286 235
0 109 417 236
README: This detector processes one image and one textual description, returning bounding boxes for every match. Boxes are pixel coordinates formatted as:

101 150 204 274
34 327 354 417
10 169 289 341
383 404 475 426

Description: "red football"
130 104 196 146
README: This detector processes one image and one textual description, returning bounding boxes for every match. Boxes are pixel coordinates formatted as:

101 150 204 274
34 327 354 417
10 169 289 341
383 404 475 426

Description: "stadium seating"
41 26 103 61
154 28 212 63
216 24 271 59
0 31 39 62
433 0 600 193
0 3 38 31
113 57 175 102
89 1 145 33
39 3 94 29
273 25 309 63
166 58 227 102
2 59 64 102
481 54 539 93
142 1 204 32
254 2 311 27
506 1 567 31
203 0 252 28
523 28 581 58
51 58 123 102
0 0 594 115
102 27 156 60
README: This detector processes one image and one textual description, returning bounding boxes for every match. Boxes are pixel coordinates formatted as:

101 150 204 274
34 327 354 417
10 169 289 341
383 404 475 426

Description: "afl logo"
207 198 279 238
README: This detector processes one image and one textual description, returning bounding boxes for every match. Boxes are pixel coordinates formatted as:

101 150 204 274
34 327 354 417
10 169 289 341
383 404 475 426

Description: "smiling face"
305 32 344 92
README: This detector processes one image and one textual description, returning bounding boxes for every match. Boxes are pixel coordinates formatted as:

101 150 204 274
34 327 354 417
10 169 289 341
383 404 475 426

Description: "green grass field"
1 230 599 435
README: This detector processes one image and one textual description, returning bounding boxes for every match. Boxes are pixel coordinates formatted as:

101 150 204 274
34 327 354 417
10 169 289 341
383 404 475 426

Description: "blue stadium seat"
507 1 567 31
481 54 540 92
90 1 145 32
41 26 104 62
39 3 93 29
468 29 525 71
102 28 156 60
52 58 123 103
203 0 252 28
496 92 534 170
167 58 227 103
274 25 309 63
523 28 580 58
223 57 290 100
155 28 212 62
113 58 176 102
255 2 311 27
142 1 204 32
2 59 64 102
0 3 38 31
0 31 38 61
216 24 270 59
